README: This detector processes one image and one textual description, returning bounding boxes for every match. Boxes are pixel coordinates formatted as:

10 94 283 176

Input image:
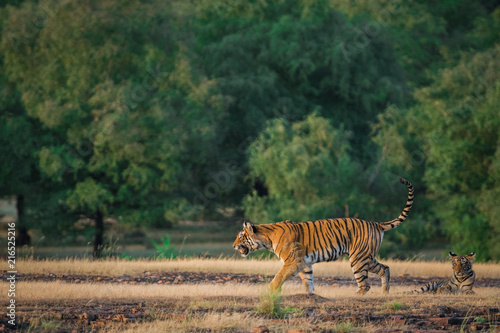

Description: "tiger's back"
264 218 386 266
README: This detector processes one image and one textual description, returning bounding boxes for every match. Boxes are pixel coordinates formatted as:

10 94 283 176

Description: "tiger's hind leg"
349 256 371 294
368 259 390 294
299 266 314 295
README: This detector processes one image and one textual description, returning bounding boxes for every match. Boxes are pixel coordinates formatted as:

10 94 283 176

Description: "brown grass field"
2 258 499 332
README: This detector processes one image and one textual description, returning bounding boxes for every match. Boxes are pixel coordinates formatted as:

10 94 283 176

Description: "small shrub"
335 321 354 333
152 233 176 258
120 253 134 260
256 288 287 319
284 306 304 317
384 301 406 310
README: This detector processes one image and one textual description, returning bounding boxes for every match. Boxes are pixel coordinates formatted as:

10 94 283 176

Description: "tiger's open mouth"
236 245 249 257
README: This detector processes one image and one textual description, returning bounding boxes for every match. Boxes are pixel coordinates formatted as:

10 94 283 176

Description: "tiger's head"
450 251 475 276
233 221 269 257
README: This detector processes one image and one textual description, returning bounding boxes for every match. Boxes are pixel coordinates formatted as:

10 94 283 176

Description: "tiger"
233 177 414 295
407 252 476 294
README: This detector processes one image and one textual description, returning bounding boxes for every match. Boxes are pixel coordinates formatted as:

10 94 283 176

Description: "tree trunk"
16 194 31 246
93 210 104 259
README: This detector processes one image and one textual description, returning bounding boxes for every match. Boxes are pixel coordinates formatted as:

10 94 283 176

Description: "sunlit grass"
10 270 499 333
110 312 264 333
6 280 498 302
9 257 500 279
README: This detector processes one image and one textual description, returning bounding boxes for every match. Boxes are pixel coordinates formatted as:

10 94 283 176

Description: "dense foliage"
1 0 499 260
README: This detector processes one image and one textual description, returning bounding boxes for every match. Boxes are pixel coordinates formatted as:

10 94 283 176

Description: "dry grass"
11 259 500 333
110 312 336 333
9 257 500 278
109 316 411 333
6 280 498 302
111 312 266 333
10 281 263 301
94 285 498 333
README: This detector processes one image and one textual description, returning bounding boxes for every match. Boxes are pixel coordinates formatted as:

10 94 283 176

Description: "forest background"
1 0 499 261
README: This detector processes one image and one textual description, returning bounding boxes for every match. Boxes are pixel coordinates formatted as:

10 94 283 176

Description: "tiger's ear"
449 251 457 259
243 221 257 234
467 252 476 261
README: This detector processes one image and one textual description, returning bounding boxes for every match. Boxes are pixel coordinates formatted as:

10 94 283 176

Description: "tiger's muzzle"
234 244 250 257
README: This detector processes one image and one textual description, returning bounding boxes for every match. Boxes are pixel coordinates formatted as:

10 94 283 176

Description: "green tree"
2 0 497 260
0 75 36 246
245 112 431 257
244 113 405 223
0 3 49 246
334 0 495 88
194 0 407 189
1 0 224 257
332 0 446 87
374 44 500 261
245 113 355 222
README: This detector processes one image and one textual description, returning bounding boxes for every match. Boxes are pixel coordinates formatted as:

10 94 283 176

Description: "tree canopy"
1 0 499 260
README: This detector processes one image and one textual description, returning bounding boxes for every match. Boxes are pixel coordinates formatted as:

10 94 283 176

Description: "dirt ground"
2 272 499 332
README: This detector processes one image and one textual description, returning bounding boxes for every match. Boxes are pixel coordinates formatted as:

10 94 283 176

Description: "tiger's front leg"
270 261 306 292
270 242 308 292
436 283 452 294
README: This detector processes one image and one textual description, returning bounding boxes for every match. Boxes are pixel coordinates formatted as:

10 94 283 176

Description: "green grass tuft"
255 288 294 319
335 321 354 333
384 301 406 310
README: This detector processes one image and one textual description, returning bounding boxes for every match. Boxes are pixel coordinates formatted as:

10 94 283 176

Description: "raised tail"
380 178 414 231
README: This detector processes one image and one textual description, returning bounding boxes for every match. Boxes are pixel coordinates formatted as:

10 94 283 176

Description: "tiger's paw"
356 286 370 295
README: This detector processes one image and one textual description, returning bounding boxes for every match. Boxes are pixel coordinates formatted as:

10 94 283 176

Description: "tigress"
408 252 476 294
233 177 414 295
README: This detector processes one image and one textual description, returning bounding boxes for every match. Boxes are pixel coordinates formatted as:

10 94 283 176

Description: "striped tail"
405 280 445 294
380 178 414 231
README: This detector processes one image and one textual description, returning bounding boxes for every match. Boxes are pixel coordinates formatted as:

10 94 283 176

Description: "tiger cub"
410 252 475 294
